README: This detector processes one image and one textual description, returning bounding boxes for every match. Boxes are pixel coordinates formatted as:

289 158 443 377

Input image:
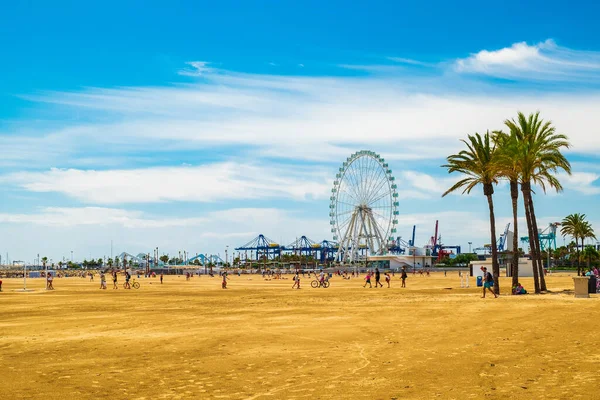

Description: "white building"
470 257 534 278
366 254 437 270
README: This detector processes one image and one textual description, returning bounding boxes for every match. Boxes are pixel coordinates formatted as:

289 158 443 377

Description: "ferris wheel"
330 150 399 263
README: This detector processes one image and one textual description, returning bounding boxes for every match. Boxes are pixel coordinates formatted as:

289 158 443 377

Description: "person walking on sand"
363 271 372 288
375 268 383 288
222 272 228 289
481 267 497 298
47 272 54 290
112 270 118 289
292 271 300 289
384 272 391 288
100 272 107 289
401 267 407 288
160 273 163 284
124 270 131 289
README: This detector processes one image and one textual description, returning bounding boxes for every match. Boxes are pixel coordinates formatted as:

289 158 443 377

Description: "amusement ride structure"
330 150 399 263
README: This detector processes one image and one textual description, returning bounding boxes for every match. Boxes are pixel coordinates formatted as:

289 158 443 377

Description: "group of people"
363 268 391 288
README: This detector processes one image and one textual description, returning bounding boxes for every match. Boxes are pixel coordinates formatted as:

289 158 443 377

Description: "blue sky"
2 1 600 263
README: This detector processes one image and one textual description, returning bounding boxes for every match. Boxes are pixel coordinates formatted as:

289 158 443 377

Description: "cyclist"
319 270 325 285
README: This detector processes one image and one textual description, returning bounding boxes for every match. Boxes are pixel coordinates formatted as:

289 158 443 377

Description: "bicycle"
123 279 140 289
311 279 330 288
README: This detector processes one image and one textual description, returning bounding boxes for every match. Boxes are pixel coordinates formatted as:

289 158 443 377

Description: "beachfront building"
469 257 535 277
367 254 437 271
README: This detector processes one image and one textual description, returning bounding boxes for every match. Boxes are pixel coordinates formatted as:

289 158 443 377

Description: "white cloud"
0 207 207 228
399 170 457 197
3 162 332 204
179 61 215 76
0 207 331 262
454 39 600 81
6 54 600 170
387 57 434 67
558 171 600 195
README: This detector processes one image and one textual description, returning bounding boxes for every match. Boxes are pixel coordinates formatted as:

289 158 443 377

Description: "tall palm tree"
561 214 595 276
504 111 571 292
493 131 521 289
443 131 500 294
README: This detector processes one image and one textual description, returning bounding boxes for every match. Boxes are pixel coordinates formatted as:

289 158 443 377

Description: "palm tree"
107 258 113 269
504 111 571 292
580 223 597 274
583 245 599 272
561 214 595 276
443 131 500 294
493 131 521 289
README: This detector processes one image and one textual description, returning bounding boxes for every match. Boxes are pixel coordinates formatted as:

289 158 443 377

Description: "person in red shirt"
363 271 372 288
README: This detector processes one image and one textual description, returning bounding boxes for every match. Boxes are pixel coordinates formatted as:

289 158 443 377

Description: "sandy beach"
0 272 597 399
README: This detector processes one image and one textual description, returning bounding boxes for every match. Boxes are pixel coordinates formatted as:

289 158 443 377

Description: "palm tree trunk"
521 183 540 293
578 238 582 276
527 192 547 291
510 180 519 290
484 184 500 295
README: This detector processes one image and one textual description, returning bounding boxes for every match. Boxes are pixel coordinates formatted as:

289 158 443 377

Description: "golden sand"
0 272 597 399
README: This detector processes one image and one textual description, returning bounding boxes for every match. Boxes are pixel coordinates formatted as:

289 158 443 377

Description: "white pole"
23 262 27 290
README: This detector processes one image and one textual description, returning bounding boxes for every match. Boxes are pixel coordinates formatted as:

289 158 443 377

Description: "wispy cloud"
558 171 600 195
0 206 331 260
454 39 600 81
178 61 215 76
387 56 435 67
3 163 332 204
6 47 600 173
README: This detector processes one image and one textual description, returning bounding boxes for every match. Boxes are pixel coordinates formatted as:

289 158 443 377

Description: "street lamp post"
468 242 472 253
71 251 73 263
